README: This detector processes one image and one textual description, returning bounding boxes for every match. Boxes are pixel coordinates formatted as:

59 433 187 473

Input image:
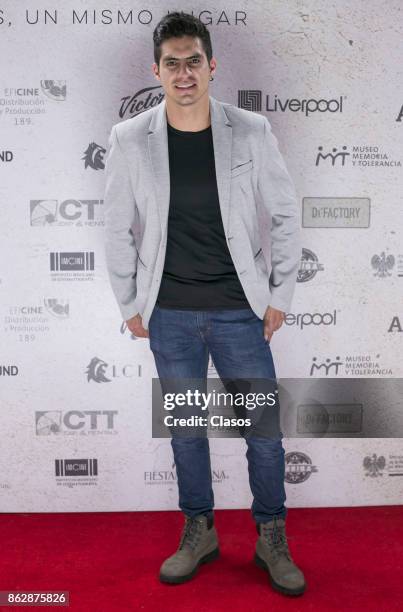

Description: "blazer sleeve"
257 116 302 313
103 124 140 321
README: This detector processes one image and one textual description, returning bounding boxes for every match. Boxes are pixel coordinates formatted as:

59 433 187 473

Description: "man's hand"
126 313 149 338
263 306 285 342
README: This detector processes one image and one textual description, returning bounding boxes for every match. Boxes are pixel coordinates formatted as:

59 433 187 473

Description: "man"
104 11 305 597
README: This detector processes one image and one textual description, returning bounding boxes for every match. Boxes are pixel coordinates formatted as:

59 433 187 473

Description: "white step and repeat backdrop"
1 1 402 512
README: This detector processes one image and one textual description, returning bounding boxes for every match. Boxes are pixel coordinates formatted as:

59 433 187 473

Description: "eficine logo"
120 85 164 119
40 80 66 101
297 248 324 283
82 142 106 170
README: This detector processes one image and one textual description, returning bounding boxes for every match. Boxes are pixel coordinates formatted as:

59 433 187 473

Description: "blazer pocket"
230 159 253 177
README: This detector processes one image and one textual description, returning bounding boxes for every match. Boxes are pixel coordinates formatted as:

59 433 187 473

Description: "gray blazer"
103 94 301 330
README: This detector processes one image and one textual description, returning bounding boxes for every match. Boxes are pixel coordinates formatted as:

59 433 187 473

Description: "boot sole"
159 547 220 584
254 552 306 596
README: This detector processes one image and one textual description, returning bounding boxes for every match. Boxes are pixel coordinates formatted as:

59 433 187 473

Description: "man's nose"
177 62 193 78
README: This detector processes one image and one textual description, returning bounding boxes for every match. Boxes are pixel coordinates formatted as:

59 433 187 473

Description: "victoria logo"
82 142 106 170
120 85 164 119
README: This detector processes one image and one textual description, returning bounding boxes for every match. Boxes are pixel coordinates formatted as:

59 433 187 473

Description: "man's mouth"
175 83 196 90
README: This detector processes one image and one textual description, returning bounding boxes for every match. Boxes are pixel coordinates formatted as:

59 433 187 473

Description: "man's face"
153 35 216 107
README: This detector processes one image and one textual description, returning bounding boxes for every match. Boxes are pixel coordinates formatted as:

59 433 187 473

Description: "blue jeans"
148 304 287 524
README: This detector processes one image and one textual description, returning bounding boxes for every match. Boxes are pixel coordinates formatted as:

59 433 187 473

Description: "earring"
209 75 214 81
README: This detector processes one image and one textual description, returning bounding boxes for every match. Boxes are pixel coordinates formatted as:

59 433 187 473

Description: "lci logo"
82 142 106 171
284 452 318 484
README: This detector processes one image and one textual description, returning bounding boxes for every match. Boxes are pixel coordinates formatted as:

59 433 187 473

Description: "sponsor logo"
284 452 318 483
302 197 370 228
238 90 344 115
120 85 164 119
30 200 103 226
82 142 106 170
285 310 337 329
36 410 118 435
297 248 324 283
85 357 141 382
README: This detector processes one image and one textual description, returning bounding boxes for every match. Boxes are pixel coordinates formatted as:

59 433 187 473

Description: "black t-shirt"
156 121 250 310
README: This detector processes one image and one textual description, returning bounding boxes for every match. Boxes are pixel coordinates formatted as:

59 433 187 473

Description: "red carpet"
1 507 402 611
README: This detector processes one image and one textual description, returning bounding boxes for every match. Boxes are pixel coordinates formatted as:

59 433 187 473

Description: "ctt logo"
315 145 350 166
284 452 318 484
40 80 66 101
285 310 337 329
363 454 386 478
238 90 344 115
55 458 97 477
85 357 140 382
82 142 106 170
120 85 164 119
30 199 103 226
297 248 324 283
371 252 395 277
36 410 118 434
310 356 344 376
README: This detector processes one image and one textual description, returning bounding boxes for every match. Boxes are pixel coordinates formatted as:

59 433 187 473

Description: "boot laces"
262 518 293 561
179 516 204 551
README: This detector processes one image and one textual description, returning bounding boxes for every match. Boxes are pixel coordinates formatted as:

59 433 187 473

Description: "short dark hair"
153 11 213 67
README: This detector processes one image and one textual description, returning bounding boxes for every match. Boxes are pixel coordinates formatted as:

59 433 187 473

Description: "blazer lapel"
147 94 233 237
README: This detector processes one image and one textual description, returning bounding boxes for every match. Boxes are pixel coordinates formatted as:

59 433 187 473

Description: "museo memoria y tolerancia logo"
309 354 393 377
237 90 344 115
297 248 324 283
30 200 104 226
284 452 318 484
119 85 164 119
35 410 118 436
314 144 401 169
82 142 106 170
85 357 142 383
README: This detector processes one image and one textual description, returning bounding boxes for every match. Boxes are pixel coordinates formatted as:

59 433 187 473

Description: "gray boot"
254 516 306 596
159 514 219 584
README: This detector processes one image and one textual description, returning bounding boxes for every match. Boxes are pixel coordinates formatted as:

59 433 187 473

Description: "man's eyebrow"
162 53 203 61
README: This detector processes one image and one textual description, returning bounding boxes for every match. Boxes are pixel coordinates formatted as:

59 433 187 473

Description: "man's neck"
165 93 211 132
